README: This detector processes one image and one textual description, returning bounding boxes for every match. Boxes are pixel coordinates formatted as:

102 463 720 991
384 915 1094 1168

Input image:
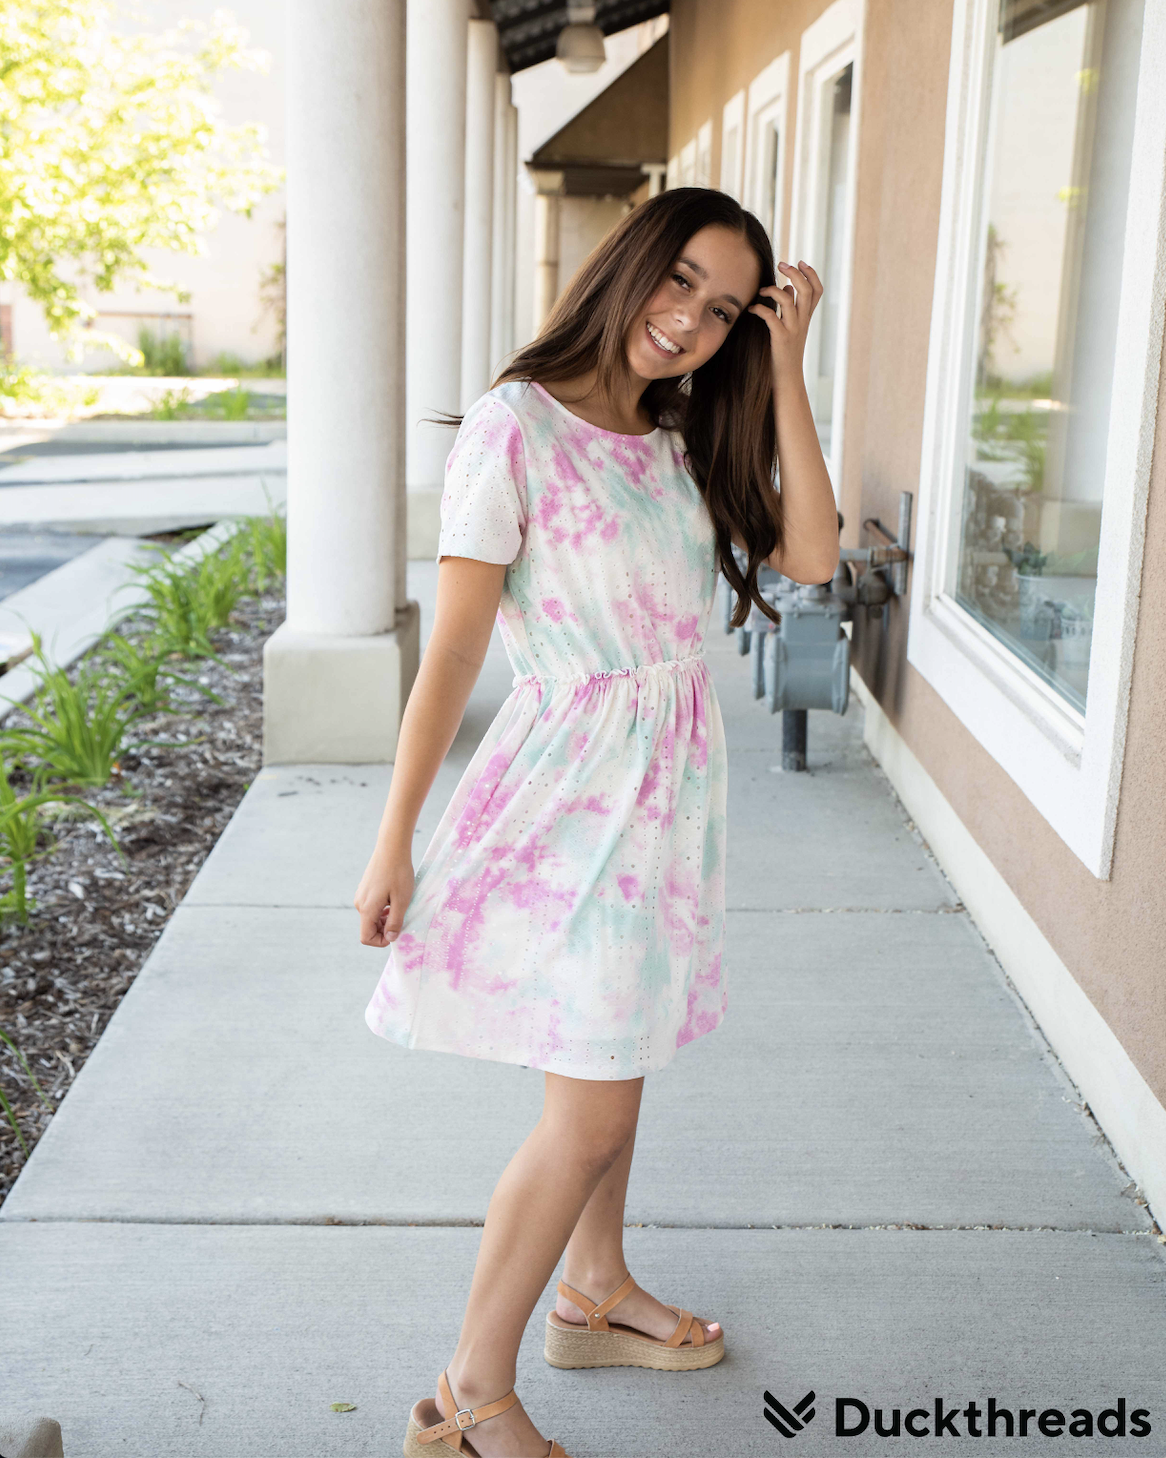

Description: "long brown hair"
443 188 783 626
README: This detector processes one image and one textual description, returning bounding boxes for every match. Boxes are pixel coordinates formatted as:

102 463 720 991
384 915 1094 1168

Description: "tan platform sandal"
544 1272 725 1372
403 1368 571 1457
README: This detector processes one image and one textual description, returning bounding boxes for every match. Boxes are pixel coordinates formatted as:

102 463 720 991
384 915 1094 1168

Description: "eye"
672 271 691 289
711 306 731 324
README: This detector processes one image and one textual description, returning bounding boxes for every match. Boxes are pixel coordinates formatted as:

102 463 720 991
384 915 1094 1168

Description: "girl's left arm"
744 260 840 585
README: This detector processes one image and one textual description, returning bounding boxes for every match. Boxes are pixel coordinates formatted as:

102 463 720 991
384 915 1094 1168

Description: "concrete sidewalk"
1 562 1163 1457
0 440 286 534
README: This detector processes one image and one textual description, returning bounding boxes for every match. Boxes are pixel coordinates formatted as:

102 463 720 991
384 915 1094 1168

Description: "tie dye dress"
363 379 728 1079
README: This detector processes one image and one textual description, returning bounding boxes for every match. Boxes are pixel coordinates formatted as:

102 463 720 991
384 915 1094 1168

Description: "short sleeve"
436 394 528 565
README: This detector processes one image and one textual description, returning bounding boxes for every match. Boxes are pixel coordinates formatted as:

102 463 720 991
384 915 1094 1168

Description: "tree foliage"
0 1 282 343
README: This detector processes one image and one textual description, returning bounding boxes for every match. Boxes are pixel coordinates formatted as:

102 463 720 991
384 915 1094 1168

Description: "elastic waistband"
511 654 706 692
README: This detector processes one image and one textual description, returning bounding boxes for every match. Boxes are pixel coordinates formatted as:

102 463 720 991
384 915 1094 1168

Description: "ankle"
561 1260 630 1301
443 1357 516 1411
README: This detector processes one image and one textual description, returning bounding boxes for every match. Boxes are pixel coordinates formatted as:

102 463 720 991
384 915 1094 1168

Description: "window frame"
743 54 791 255
787 0 865 499
695 119 713 187
678 137 697 186
907 0 1166 878
721 90 746 200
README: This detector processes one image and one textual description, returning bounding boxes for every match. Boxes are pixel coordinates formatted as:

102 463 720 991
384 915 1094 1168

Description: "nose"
670 303 698 338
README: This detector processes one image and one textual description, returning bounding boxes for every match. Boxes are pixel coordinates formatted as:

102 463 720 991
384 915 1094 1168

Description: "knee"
545 1110 636 1177
578 1125 634 1177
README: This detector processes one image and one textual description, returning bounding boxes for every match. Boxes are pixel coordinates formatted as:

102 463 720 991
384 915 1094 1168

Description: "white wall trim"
720 89 746 200
678 137 697 187
743 52 791 252
852 671 1166 1235
786 0 865 498
907 0 1166 878
695 119 713 187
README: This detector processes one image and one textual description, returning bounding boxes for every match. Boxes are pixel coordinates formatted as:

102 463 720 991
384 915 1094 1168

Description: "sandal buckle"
454 1408 476 1430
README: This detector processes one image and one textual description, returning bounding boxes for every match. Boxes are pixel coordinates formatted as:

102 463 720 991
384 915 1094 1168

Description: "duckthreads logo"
763 1389 817 1437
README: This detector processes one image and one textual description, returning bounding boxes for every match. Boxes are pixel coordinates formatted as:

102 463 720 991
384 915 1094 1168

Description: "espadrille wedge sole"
544 1274 725 1372
402 1369 571 1457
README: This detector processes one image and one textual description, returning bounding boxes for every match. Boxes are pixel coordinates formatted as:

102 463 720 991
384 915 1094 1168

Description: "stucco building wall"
668 0 1165 1112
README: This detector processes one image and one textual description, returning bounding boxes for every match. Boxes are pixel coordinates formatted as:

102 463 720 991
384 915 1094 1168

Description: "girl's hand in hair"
748 260 823 382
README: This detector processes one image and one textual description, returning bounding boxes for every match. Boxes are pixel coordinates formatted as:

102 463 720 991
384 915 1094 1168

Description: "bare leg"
435 1072 645 1458
557 1126 722 1346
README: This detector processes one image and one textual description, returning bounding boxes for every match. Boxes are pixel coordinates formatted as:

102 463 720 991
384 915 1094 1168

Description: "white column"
460 17 498 408
264 0 419 764
502 99 519 359
489 70 517 374
406 0 469 541
531 169 565 334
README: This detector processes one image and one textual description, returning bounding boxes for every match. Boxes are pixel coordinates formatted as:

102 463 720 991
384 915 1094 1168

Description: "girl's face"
626 224 762 381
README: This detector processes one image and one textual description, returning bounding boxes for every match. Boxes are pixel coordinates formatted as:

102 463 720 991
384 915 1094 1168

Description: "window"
721 91 745 200
952 0 1141 714
809 62 852 460
695 121 713 188
678 138 697 187
788 0 863 494
908 0 1161 876
744 56 790 253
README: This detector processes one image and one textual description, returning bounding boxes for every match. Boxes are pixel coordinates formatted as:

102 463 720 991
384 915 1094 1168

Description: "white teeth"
647 321 682 355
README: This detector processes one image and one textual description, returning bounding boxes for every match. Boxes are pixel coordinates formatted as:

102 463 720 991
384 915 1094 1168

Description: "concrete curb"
0 519 245 723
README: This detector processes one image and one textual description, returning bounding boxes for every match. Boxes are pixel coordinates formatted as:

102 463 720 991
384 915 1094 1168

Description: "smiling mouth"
646 320 683 357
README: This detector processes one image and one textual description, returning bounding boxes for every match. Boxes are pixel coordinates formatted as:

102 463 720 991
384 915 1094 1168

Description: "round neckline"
529 380 661 441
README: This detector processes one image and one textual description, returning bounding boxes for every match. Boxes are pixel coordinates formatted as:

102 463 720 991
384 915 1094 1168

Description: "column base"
262 604 420 763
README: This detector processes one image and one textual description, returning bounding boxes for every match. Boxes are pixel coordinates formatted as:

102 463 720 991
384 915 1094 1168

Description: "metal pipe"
782 709 807 772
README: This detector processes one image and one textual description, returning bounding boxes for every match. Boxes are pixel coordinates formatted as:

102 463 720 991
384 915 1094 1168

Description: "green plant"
205 385 251 420
1005 541 1051 577
0 750 121 922
136 326 189 376
0 1028 55 1156
971 395 1048 495
1 633 147 788
0 359 100 418
150 386 195 421
206 351 246 376
131 542 248 657
238 506 287 594
98 632 223 713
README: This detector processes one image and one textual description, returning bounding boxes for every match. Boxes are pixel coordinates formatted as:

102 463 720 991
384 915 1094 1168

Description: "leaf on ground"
330 1402 357 1412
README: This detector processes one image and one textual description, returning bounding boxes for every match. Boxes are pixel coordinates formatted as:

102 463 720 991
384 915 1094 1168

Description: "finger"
748 300 782 328
778 262 813 317
358 904 389 947
360 923 387 948
797 259 824 297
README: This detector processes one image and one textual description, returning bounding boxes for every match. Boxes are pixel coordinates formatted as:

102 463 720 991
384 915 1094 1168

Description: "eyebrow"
676 256 744 313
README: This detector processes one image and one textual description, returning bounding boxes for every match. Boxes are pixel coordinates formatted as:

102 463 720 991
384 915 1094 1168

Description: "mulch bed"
0 587 285 1206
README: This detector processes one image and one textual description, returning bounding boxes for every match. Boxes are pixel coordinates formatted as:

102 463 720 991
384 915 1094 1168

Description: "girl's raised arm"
747 259 841 586
353 556 506 946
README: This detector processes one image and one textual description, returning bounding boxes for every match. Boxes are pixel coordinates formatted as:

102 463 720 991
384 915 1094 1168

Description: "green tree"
0 0 282 352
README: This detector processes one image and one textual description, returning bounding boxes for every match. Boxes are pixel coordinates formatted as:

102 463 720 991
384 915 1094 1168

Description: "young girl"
355 187 839 1458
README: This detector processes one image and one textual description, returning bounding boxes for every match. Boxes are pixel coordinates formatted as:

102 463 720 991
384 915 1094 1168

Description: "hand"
354 849 415 948
748 259 823 383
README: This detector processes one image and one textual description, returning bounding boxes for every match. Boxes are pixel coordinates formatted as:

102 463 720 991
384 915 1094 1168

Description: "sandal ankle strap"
556 1272 637 1331
417 1370 518 1447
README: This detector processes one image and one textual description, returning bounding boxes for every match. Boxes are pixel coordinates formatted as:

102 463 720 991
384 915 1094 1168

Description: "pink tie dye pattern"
363 379 729 1079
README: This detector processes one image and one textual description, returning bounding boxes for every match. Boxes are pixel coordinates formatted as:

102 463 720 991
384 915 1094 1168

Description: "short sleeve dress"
363 379 728 1080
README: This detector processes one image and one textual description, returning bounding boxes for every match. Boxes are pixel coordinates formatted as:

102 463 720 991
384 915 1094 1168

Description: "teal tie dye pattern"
363 379 728 1079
